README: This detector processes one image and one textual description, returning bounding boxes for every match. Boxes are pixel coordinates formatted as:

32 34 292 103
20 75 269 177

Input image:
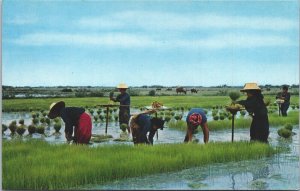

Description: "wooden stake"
105 106 109 134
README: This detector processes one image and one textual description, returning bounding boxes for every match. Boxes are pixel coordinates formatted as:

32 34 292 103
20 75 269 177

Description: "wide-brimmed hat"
48 101 65 119
240 83 261 92
117 83 128 89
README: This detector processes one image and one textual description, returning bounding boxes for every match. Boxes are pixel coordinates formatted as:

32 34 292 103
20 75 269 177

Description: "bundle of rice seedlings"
53 123 62 133
36 125 45 134
8 121 17 134
277 128 292 138
120 123 128 132
28 125 36 134
16 125 26 136
18 119 25 125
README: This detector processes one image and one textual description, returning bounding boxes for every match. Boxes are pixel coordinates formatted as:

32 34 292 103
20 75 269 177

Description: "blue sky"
2 0 299 87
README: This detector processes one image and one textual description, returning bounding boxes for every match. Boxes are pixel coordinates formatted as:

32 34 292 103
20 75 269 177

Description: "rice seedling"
113 108 117 112
18 119 25 125
277 128 292 138
36 112 40 118
32 118 39 125
99 115 104 121
16 125 26 136
213 115 219 121
284 123 293 131
114 115 119 121
2 124 8 133
164 116 171 122
42 111 47 117
219 115 225 120
170 111 175 116
96 110 101 115
53 123 62 133
174 115 181 120
27 125 36 135
88 109 94 115
45 118 51 126
36 125 45 134
120 123 128 132
297 105 299 109
54 118 60 123
40 118 46 124
168 120 187 130
8 121 17 135
291 105 296 109
2 140 277 190
93 116 99 122
31 113 37 119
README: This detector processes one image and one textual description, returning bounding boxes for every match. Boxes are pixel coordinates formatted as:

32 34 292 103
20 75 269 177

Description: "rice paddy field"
2 95 300 190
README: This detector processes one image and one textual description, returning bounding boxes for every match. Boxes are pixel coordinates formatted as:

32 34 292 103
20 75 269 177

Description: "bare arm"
201 122 209 143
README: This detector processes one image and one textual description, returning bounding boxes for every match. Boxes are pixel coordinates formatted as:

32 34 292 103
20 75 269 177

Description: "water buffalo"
176 87 187 95
191 88 198 93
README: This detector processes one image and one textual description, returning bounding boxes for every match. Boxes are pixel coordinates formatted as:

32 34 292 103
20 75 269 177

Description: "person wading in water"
276 85 291 117
237 83 269 143
48 101 92 144
110 83 131 132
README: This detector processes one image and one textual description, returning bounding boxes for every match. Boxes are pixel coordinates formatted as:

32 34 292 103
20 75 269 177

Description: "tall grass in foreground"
3 140 276 190
168 111 299 131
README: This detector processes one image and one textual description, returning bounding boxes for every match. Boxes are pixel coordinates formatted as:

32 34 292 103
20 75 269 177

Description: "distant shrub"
148 90 156 96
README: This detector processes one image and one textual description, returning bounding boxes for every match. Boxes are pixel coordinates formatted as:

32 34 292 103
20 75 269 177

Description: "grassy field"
168 111 299 131
2 95 299 112
3 140 277 190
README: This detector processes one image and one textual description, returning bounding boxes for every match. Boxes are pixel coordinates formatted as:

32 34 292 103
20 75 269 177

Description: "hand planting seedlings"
2 124 8 134
27 125 36 134
18 119 25 125
8 121 17 135
54 123 62 133
16 125 26 136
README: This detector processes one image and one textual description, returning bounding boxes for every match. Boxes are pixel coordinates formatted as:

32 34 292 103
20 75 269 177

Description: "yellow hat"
240 83 261 92
48 101 65 119
117 83 128 89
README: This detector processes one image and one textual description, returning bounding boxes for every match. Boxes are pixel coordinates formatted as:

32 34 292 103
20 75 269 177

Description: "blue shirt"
186 108 207 126
60 107 85 134
136 114 156 144
116 92 130 106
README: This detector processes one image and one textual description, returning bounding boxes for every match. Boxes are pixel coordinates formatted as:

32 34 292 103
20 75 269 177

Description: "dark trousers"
250 115 269 143
281 103 290 117
119 107 130 125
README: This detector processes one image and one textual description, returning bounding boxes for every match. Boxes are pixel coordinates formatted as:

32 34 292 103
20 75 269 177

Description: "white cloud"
12 32 295 49
76 11 298 31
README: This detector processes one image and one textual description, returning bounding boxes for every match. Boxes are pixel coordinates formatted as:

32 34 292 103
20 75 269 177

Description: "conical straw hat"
117 83 128 89
240 83 261 92
48 101 65 119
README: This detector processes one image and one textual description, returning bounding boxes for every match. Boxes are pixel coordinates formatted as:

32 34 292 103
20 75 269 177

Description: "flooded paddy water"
2 111 299 190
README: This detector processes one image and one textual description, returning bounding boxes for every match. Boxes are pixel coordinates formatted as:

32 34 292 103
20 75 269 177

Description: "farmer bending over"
129 110 165 145
48 101 92 144
110 83 130 132
276 85 291 117
184 108 209 143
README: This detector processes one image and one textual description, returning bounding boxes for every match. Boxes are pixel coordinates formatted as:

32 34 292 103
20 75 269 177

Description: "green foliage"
18 119 25 125
45 118 51 125
28 125 36 134
54 123 62 133
31 113 37 119
32 118 39 125
277 128 292 138
2 140 277 190
284 123 293 131
40 118 45 124
114 115 119 121
36 125 45 134
2 124 8 133
93 116 99 122
120 123 128 132
213 115 219 121
42 111 47 117
164 116 171 122
8 121 17 134
219 115 225 120
148 90 156 96
168 120 187 130
229 91 240 101
16 125 26 136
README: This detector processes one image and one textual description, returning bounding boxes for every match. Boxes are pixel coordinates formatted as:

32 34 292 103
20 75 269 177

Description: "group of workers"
47 83 291 145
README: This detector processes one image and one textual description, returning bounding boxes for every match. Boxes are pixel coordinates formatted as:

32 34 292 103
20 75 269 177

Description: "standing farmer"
237 83 269 143
276 85 291 117
48 101 92 144
110 83 131 132
184 108 209 143
129 110 165 145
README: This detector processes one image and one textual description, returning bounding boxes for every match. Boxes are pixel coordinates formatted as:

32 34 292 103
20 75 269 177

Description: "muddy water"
2 112 299 190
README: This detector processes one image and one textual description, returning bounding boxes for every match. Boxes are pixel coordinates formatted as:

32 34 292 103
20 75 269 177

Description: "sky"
2 0 299 87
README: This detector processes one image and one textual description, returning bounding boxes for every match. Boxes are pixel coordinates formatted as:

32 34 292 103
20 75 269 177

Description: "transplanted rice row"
3 140 278 190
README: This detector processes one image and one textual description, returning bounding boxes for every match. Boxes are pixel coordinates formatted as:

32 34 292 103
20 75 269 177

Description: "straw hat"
240 83 261 92
48 101 65 119
117 83 128 89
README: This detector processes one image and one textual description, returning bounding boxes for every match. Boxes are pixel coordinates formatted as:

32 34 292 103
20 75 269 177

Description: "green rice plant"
31 113 37 119
93 116 99 122
36 125 45 134
219 115 225 120
120 123 128 132
181 107 184 111
164 115 171 122
16 125 26 136
99 115 104 121
45 118 51 126
213 115 219 121
114 115 119 121
2 140 277 190
277 128 292 138
228 115 232 120
88 109 94 115
32 118 39 125
297 105 299 109
170 111 175 116
8 121 17 135
113 108 117 112
292 105 296 109
109 109 113 114
42 111 47 117
36 112 40 118
28 125 36 134
96 110 101 115
229 91 240 103
18 119 25 125
284 123 293 131
54 118 60 123
54 123 62 133
40 118 46 124
174 115 181 121
2 124 8 133
168 120 186 130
